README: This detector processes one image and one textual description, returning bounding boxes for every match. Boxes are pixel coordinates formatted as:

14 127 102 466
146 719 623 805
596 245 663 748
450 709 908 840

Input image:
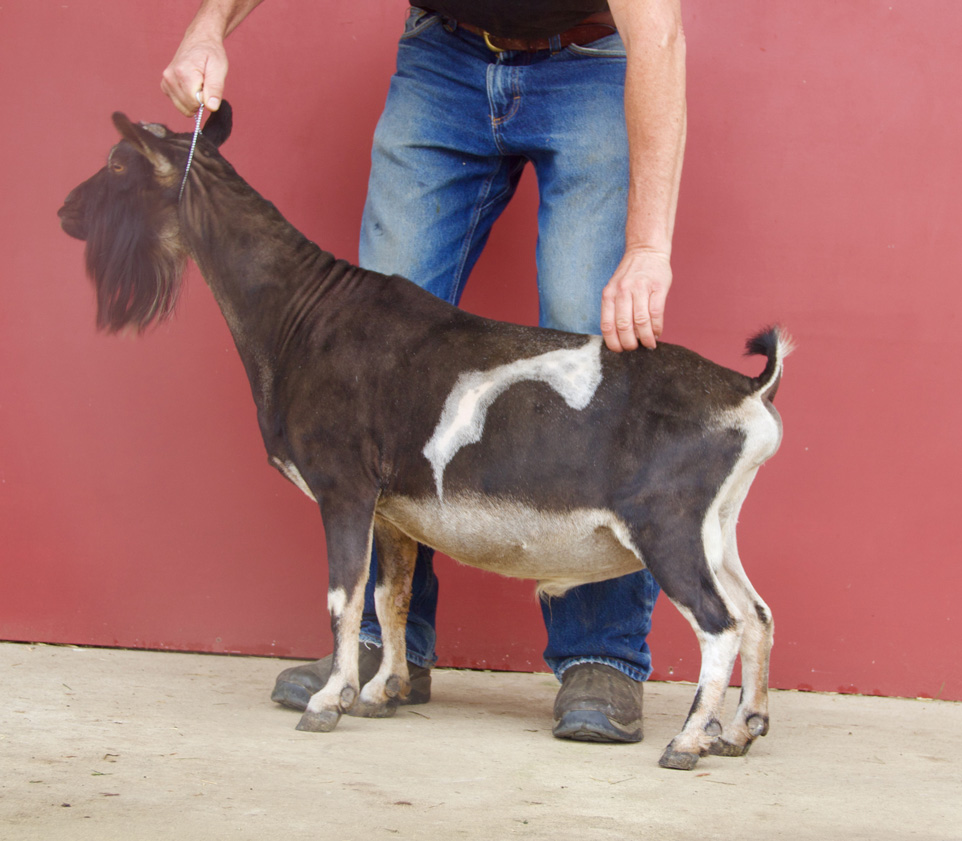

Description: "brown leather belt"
458 12 616 53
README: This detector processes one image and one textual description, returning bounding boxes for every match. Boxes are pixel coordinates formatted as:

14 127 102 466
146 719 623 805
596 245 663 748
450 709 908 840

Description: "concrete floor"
2 643 960 841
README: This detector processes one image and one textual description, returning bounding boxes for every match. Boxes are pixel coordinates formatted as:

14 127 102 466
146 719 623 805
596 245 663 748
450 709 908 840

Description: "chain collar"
178 102 204 202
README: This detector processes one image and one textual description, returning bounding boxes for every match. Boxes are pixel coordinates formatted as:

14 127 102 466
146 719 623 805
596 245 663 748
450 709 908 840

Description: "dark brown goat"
59 104 790 770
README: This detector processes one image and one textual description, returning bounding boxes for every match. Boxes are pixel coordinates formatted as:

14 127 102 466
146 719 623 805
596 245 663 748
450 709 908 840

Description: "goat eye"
110 161 126 174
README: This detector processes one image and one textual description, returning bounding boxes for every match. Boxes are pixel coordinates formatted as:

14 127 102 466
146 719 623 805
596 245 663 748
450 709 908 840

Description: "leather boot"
551 662 643 743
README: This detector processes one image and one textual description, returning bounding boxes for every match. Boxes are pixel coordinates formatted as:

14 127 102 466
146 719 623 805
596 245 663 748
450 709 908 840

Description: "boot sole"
552 710 643 743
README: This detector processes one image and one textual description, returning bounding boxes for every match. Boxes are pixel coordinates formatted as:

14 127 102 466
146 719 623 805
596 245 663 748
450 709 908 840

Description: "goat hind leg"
645 528 743 770
659 612 742 770
709 532 773 756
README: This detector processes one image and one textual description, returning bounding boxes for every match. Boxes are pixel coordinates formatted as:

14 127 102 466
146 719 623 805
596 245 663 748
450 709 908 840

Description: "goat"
59 103 790 770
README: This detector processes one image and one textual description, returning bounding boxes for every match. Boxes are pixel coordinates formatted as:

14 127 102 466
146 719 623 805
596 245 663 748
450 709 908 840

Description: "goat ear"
111 112 177 178
202 100 232 148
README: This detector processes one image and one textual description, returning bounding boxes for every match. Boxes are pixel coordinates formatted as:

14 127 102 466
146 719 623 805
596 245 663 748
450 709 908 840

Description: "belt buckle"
482 30 506 53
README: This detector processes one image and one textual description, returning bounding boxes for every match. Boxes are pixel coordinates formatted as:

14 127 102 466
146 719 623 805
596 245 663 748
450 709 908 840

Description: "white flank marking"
423 337 603 497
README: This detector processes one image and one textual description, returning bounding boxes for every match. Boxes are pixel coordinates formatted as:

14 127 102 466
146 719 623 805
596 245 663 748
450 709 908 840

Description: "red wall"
2 1 960 700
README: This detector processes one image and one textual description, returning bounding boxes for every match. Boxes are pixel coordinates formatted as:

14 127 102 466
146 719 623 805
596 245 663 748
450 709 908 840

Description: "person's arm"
602 0 686 351
161 0 265 115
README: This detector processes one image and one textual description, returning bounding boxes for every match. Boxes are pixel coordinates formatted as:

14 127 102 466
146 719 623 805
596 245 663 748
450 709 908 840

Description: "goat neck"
112 107 357 408
178 154 350 378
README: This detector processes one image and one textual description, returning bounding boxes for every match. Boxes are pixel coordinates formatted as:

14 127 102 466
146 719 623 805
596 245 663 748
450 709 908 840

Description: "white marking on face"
328 587 347 618
423 337 603 497
270 457 317 502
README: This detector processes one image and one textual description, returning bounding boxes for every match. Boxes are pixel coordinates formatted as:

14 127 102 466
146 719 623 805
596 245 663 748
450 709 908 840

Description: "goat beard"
84 198 186 334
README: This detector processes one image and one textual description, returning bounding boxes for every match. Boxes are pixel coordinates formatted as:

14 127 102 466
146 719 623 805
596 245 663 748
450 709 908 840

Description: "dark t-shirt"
418 1 610 39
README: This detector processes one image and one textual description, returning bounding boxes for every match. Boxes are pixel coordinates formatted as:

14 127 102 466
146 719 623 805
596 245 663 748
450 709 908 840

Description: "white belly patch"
422 336 603 497
378 492 644 597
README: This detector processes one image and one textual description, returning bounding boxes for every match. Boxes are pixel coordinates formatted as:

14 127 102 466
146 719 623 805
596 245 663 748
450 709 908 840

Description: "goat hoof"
352 697 400 719
366 700 400 719
709 738 751 757
296 709 341 732
658 746 701 771
747 714 769 737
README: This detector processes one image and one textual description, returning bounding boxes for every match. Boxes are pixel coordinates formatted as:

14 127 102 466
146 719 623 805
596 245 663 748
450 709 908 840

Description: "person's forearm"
613 0 687 258
600 0 686 352
187 0 265 40
162 0 265 114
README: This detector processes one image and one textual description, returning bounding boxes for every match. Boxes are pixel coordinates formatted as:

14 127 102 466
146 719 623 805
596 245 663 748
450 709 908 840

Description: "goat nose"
58 201 87 240
58 192 77 218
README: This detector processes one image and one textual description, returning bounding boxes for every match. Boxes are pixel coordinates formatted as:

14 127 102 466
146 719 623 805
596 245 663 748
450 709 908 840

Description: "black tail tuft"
745 326 793 402
745 326 780 359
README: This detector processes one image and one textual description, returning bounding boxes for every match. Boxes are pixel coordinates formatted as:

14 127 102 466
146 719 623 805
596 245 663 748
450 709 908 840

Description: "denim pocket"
568 32 627 58
401 6 440 39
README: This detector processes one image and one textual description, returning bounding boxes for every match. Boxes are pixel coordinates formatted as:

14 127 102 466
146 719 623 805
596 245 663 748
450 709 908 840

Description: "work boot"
270 641 432 712
551 662 644 743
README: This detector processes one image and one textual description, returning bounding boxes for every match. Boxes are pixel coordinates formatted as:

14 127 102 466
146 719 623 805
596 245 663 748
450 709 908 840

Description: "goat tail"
746 325 795 403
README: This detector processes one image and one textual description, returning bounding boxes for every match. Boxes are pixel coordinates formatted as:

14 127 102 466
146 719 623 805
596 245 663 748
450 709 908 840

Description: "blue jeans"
357 9 659 683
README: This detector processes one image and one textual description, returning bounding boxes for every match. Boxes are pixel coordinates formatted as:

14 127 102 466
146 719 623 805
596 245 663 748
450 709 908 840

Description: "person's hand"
161 31 228 116
600 248 673 351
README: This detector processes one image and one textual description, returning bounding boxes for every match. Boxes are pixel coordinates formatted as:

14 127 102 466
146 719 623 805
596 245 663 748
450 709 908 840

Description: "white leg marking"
357 582 410 712
327 587 347 618
669 599 743 757
423 336 603 497
695 627 742 694
308 588 365 715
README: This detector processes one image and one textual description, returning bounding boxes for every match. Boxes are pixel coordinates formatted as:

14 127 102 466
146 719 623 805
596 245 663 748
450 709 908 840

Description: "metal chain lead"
178 102 205 202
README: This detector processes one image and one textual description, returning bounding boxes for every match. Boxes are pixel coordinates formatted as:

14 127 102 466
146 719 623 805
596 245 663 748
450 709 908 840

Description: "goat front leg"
296 496 377 733
351 518 417 718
